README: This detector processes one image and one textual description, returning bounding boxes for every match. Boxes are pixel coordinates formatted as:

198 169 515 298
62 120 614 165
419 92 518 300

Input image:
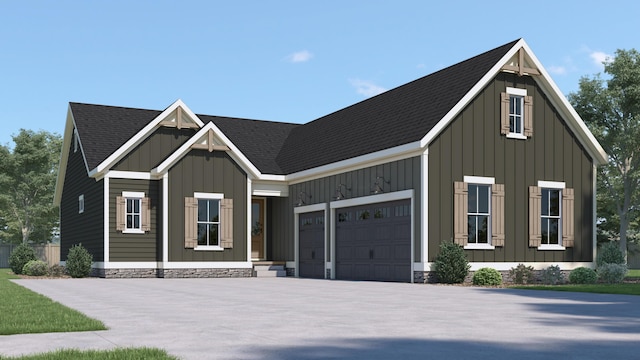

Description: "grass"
0 268 106 335
626 269 640 278
0 348 179 360
511 283 640 295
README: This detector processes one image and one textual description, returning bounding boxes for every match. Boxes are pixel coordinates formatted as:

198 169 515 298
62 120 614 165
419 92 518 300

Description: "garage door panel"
299 211 325 279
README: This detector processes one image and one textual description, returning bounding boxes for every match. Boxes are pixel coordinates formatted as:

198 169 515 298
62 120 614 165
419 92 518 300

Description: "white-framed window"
468 184 490 245
454 176 504 249
197 197 221 247
122 191 145 234
184 192 233 251
541 188 561 246
529 181 574 250
78 194 84 214
509 93 524 135
501 87 532 139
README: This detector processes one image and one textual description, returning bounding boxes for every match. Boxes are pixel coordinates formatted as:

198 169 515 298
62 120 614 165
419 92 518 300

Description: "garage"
298 211 325 278
335 199 411 282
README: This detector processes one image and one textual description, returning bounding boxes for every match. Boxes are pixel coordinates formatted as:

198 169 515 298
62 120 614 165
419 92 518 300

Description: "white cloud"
590 51 612 68
349 78 387 97
286 50 313 63
547 65 567 75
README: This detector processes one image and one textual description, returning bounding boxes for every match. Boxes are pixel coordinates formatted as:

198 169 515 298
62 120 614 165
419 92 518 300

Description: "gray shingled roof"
70 39 518 175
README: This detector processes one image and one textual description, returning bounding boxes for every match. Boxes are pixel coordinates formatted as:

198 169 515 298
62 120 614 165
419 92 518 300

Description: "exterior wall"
109 178 161 262
60 140 104 262
168 150 248 262
272 157 422 262
113 127 195 171
428 72 594 263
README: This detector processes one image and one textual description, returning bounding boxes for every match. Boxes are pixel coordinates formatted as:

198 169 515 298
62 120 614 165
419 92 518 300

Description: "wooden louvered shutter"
454 182 468 246
116 196 126 231
500 92 510 135
562 188 575 248
141 197 151 232
220 198 234 249
491 184 505 247
184 197 198 249
524 95 533 137
529 186 542 247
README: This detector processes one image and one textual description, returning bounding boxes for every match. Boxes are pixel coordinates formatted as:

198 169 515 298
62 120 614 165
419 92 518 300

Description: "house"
54 39 608 282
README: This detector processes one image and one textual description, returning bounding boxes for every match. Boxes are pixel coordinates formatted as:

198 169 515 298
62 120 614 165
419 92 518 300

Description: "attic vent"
501 48 540 76
191 129 230 152
160 107 200 129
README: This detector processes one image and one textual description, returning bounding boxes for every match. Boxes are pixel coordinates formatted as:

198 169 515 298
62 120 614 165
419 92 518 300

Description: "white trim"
464 244 495 250
123 229 145 234
162 173 169 263
420 149 429 265
415 261 594 272
104 171 153 180
506 86 527 96
247 178 252 262
286 261 296 269
122 191 145 198
78 194 84 214
506 133 527 140
103 177 110 263
194 192 223 199
252 181 289 197
463 175 495 185
294 203 326 214
592 164 598 263
194 245 224 251
122 192 145 233
538 245 566 251
329 189 414 209
538 180 565 189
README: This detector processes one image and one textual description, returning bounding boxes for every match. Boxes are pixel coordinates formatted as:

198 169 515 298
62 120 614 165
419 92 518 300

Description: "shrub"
8 244 37 275
66 244 93 278
509 264 535 284
541 265 565 285
433 241 470 284
472 268 503 286
569 267 598 284
48 264 66 277
597 241 625 266
22 260 49 276
597 263 627 284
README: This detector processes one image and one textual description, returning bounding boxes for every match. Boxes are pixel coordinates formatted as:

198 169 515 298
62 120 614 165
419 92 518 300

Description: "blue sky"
0 1 638 147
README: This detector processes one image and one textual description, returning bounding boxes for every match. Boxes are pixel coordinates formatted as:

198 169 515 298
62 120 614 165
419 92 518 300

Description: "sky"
1 0 638 148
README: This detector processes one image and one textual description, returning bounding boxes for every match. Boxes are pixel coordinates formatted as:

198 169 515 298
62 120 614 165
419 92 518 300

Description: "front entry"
251 198 265 259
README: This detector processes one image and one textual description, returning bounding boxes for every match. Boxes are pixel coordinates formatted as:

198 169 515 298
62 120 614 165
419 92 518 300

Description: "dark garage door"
335 199 411 282
298 211 325 279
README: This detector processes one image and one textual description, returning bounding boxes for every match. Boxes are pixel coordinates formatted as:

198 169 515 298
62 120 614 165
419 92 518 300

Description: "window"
116 192 150 234
501 87 533 138
184 193 233 250
198 198 220 246
468 184 490 244
529 182 574 249
78 194 84 214
73 129 79 153
454 177 504 248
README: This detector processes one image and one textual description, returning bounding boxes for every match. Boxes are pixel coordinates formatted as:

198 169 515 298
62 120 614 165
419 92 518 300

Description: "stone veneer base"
92 268 253 279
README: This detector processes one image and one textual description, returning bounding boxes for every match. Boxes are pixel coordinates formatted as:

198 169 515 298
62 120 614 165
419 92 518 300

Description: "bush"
597 241 625 266
472 268 503 286
433 241 470 284
8 244 37 275
48 264 66 277
66 244 93 278
22 260 49 276
509 264 535 284
597 263 627 284
569 267 598 284
541 265 565 285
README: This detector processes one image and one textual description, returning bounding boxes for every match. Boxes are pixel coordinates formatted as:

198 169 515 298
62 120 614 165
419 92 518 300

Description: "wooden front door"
251 198 265 259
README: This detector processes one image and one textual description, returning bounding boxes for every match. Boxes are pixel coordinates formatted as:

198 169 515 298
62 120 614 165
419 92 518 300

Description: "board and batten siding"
168 150 247 262
59 137 105 262
428 72 594 263
108 179 161 261
271 157 421 262
113 127 196 171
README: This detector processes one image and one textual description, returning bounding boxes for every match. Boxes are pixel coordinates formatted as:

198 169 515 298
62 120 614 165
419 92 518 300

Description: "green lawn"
627 269 640 277
511 283 640 295
0 268 106 335
0 348 178 360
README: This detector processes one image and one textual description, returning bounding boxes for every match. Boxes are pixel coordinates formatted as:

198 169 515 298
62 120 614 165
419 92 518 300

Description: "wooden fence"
0 244 60 268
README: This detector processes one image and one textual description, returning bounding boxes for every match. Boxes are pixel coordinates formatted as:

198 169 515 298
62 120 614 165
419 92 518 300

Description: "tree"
569 49 640 258
0 129 62 244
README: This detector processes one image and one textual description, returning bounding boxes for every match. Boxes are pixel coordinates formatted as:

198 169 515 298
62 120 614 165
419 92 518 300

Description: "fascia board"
92 99 203 177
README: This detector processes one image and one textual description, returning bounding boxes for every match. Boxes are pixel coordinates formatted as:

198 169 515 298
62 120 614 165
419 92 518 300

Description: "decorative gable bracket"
191 129 231 152
501 48 541 77
159 107 200 130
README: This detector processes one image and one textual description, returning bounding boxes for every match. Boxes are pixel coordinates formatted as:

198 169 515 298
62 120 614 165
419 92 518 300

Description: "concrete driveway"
2 278 640 359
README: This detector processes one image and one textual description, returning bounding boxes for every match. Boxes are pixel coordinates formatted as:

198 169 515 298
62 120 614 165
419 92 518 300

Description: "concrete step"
253 265 285 272
254 269 287 277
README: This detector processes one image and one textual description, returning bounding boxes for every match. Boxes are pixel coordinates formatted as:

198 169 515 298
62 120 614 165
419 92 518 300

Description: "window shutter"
453 182 468 246
141 197 151 232
184 197 198 249
116 196 126 231
562 188 575 247
491 184 505 247
524 95 533 137
529 186 542 247
220 198 234 249
500 92 510 135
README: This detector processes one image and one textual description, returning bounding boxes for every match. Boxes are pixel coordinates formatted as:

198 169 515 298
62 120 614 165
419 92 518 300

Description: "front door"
251 198 265 259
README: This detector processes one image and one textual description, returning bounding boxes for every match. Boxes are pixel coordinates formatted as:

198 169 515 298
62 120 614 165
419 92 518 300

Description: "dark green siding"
168 150 247 261
60 139 104 262
428 72 594 262
109 179 161 261
114 127 195 171
272 157 422 262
